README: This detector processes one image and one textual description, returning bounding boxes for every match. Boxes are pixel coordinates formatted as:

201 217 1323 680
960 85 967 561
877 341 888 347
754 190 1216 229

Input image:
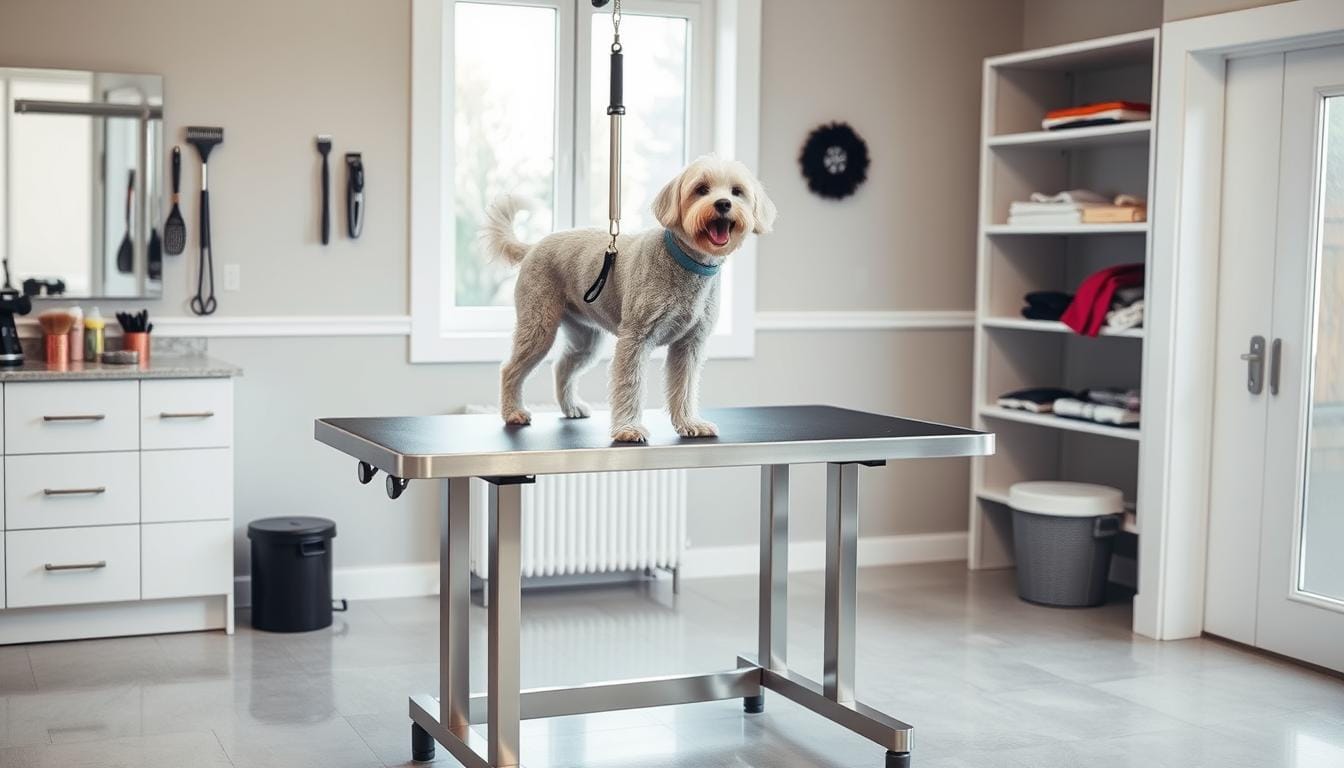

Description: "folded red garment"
1044 101 1151 120
1061 264 1145 337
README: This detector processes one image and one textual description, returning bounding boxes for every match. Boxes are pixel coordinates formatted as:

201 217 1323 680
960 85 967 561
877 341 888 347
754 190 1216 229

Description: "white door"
1206 44 1344 672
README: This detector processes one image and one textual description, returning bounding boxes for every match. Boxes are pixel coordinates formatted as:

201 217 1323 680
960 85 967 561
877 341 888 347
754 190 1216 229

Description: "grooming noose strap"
583 0 624 303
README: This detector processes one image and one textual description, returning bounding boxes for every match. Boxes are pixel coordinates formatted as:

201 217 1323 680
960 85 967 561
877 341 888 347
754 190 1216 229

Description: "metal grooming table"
315 405 993 768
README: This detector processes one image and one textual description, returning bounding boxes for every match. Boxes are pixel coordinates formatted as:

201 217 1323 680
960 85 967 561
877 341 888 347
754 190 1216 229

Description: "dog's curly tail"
481 195 535 267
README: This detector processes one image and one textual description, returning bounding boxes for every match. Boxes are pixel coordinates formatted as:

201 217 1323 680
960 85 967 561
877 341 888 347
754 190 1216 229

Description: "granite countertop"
0 355 241 382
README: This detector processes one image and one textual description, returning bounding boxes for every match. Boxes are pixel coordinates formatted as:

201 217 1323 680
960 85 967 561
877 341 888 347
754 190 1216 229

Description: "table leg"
487 480 524 767
442 478 472 730
751 464 790 714
823 462 858 705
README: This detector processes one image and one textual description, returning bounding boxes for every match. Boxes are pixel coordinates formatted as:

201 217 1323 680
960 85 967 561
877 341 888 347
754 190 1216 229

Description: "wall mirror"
1 67 164 300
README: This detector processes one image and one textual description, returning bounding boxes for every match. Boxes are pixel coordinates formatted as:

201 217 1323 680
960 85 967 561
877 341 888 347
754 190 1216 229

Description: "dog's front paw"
560 400 592 419
611 424 650 443
502 408 532 426
674 418 719 438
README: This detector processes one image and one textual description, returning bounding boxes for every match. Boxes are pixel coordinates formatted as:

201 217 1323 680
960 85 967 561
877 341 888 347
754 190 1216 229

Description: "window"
411 0 761 362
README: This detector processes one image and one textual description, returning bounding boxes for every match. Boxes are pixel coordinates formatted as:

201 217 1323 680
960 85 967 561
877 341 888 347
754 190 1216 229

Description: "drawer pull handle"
160 411 216 419
43 414 106 422
43 487 108 497
44 561 107 572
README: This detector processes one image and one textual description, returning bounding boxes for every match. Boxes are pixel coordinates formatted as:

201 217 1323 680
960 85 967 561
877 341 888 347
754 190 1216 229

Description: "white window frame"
410 0 760 363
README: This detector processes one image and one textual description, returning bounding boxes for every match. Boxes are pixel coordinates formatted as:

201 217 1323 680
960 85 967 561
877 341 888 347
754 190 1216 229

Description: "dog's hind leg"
554 317 601 418
500 308 561 426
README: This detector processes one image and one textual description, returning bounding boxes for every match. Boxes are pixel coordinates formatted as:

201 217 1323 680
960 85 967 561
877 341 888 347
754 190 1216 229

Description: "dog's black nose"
714 198 732 214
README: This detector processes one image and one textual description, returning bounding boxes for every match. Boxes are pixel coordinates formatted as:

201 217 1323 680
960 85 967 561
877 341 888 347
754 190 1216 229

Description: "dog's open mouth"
705 218 734 248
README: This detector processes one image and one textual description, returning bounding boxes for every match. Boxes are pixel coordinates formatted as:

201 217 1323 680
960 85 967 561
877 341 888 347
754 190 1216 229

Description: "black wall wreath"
798 122 870 200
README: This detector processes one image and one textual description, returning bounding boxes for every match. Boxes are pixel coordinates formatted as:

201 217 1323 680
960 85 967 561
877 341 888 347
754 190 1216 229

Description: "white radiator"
469 470 688 581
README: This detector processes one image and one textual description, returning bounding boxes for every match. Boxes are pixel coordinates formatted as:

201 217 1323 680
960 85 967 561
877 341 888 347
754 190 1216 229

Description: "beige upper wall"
1022 0 1163 48
1164 0 1292 21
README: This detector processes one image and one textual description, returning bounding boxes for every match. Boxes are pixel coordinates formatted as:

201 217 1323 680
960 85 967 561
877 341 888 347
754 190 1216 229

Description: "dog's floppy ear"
652 172 683 229
751 179 778 235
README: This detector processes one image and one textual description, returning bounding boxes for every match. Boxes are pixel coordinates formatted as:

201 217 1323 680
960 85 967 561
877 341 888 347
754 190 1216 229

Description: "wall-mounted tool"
164 146 187 255
116 170 135 275
185 126 224 316
345 152 364 239
316 135 332 244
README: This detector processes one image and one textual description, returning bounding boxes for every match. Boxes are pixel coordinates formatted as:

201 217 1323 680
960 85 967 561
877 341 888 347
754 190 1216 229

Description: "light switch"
223 264 241 292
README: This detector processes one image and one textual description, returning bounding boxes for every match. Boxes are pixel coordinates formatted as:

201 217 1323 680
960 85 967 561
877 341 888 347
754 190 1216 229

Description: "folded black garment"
1021 291 1073 321
1082 388 1141 412
997 387 1078 414
1111 285 1144 309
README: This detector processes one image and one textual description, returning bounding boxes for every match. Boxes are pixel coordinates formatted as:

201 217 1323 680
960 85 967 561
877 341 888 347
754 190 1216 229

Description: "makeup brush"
38 310 74 365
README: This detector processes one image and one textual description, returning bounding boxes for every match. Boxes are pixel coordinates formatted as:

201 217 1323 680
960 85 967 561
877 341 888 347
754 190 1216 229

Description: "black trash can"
247 517 337 632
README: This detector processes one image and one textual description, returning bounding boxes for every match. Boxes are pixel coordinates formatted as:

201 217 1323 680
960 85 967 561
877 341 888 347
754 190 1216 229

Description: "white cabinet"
5 453 140 530
4 381 138 454
6 526 140 608
0 375 236 642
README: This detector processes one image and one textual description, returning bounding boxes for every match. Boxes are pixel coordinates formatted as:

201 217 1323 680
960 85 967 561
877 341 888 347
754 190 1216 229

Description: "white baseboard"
679 532 969 579
234 533 968 605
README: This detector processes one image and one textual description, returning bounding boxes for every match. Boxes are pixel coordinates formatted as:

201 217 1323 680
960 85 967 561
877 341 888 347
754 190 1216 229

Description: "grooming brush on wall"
345 152 364 239
186 126 224 316
316 135 332 244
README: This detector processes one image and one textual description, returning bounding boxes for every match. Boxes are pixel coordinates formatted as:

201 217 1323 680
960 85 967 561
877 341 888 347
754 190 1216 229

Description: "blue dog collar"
664 229 721 277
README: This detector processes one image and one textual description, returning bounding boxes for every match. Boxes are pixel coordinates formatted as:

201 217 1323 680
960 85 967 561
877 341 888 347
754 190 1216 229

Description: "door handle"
1269 338 1282 396
1242 335 1266 395
44 561 107 572
43 487 107 496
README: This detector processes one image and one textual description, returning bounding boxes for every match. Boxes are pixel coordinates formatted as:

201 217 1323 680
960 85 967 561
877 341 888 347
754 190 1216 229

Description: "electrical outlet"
223 264 241 292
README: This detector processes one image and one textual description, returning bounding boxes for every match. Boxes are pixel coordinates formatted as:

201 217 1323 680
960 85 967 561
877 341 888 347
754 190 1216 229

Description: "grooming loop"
584 0 625 303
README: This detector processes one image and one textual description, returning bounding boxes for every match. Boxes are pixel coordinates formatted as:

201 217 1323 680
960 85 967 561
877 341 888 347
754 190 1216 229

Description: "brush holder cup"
120 332 150 362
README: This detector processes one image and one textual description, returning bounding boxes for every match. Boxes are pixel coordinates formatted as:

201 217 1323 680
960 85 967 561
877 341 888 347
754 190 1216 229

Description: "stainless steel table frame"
316 406 994 768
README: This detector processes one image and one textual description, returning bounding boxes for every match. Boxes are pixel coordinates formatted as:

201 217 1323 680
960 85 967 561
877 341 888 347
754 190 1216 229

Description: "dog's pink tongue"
707 222 731 247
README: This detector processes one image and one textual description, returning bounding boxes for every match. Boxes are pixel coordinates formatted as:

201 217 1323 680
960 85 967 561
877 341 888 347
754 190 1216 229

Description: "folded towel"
1021 291 1073 321
997 387 1078 414
1082 205 1147 223
1082 388 1141 412
1008 212 1083 226
1112 286 1144 307
1043 101 1152 131
1027 189 1110 205
1105 300 1145 331
1061 264 1145 337
1053 397 1141 426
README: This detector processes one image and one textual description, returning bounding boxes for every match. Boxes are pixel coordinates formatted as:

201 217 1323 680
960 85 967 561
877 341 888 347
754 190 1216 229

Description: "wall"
1022 0 1163 48
0 0 1022 579
1164 0 1292 21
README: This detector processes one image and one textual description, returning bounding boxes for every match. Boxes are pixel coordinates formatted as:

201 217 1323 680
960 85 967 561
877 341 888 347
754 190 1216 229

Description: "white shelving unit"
970 30 1159 572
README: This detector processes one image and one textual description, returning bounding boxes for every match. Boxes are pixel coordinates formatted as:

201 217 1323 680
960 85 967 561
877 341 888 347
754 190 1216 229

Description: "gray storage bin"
1009 481 1124 607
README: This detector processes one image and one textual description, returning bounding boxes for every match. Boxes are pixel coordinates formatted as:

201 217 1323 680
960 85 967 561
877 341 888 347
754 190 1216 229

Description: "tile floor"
0 562 1341 767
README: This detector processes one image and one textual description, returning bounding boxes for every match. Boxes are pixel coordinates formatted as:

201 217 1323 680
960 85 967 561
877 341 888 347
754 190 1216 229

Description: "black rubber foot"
743 694 765 714
886 750 911 768
411 722 435 762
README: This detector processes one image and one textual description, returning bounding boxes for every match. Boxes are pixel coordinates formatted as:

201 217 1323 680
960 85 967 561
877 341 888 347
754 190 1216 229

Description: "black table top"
315 405 993 480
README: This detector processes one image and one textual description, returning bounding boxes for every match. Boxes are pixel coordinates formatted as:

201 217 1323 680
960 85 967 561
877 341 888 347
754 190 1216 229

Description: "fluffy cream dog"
482 155 776 442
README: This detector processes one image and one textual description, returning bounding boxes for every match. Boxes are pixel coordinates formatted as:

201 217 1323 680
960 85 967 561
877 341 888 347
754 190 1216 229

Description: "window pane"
588 13 688 230
453 2 557 308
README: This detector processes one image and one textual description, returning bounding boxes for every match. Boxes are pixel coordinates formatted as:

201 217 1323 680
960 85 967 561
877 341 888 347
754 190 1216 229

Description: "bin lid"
1008 481 1123 517
247 516 337 541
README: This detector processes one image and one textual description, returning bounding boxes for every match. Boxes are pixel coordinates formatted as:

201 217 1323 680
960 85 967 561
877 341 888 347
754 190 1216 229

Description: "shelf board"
986 29 1156 71
978 405 1142 441
985 223 1149 236
988 121 1151 150
981 317 1144 339
975 487 1139 534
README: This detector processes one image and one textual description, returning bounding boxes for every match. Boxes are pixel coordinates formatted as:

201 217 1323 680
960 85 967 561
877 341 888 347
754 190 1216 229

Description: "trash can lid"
247 516 337 541
1008 481 1123 517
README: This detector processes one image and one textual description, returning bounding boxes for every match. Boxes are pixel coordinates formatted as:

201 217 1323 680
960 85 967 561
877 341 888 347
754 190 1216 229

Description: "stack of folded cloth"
1021 291 1073 321
1054 388 1141 427
1042 101 1151 131
1007 191 1147 226
997 387 1140 427
1061 263 1144 337
1105 285 1144 332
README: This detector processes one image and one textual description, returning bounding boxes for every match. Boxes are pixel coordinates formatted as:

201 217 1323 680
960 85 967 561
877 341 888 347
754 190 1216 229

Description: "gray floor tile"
0 729 231 768
213 717 383 768
0 650 35 696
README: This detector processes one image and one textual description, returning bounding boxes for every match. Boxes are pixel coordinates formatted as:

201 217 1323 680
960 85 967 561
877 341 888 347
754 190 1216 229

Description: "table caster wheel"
886 750 911 768
386 475 409 500
743 693 764 714
357 461 378 485
411 722 435 762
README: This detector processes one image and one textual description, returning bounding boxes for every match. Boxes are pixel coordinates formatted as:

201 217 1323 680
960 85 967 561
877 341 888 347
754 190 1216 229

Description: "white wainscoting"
232 531 968 606
20 311 974 339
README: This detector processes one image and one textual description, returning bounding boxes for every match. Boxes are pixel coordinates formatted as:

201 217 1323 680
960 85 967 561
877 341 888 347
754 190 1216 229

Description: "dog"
481 155 776 442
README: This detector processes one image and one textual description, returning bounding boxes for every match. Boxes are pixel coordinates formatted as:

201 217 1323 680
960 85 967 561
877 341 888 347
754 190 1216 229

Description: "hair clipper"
345 153 365 239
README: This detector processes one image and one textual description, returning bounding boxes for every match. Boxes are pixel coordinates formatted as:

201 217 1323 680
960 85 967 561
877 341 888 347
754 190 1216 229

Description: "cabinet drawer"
142 521 233 600
6 526 139 608
5 453 139 530
141 379 233 450
4 381 139 454
142 449 233 523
